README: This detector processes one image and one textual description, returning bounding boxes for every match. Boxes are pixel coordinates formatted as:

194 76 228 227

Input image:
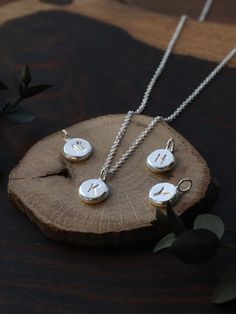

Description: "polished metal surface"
147 148 175 173
149 178 193 208
147 138 176 173
149 182 178 208
63 138 92 161
79 179 109 204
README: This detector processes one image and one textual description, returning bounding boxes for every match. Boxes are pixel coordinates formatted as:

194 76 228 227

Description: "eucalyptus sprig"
153 203 236 304
153 204 223 262
0 64 52 123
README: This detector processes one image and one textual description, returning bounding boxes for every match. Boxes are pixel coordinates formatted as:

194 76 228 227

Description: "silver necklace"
79 15 236 204
199 0 214 22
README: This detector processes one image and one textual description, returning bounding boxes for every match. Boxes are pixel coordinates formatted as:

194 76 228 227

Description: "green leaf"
212 263 236 304
167 202 186 235
0 100 11 112
194 214 224 239
171 229 219 264
5 106 36 123
21 64 31 85
23 84 53 98
153 233 176 253
2 98 22 113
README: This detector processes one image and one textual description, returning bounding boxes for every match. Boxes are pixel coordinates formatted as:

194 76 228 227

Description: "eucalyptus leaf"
153 233 176 253
171 229 219 264
212 263 236 304
5 106 36 123
23 84 53 98
0 63 52 123
167 202 186 235
0 100 11 112
0 63 21 99
194 214 224 239
21 64 31 85
2 98 22 114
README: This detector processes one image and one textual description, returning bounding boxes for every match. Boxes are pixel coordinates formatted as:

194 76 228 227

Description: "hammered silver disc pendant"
147 138 175 173
62 129 92 161
149 178 192 208
79 178 109 204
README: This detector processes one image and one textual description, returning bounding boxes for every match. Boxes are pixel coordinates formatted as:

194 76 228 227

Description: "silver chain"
199 0 214 22
100 16 236 182
100 15 187 181
135 15 188 114
163 46 236 122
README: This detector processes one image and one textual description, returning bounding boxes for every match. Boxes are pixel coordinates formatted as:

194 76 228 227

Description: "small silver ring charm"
146 138 176 173
100 168 108 182
62 129 93 161
177 178 193 193
62 129 70 142
166 138 175 152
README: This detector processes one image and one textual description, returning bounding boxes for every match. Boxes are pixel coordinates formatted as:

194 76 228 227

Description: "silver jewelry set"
62 129 192 207
61 6 236 207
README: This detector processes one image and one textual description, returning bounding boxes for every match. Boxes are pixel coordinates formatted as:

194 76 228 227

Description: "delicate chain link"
107 116 162 176
100 11 236 181
199 0 214 22
164 46 236 122
135 15 188 114
100 15 187 181
100 110 134 180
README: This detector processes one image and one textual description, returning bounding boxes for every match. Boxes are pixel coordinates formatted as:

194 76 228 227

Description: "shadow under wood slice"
8 114 214 246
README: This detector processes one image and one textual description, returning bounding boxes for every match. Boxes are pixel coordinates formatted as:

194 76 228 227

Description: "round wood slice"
8 114 215 246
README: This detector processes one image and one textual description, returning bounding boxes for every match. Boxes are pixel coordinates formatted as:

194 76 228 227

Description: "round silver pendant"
63 138 92 161
147 138 175 173
147 148 175 173
79 178 109 204
149 182 178 208
149 178 193 208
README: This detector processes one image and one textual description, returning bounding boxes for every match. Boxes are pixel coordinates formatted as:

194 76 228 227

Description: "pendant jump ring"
62 129 70 142
100 168 107 182
166 138 175 152
177 178 193 193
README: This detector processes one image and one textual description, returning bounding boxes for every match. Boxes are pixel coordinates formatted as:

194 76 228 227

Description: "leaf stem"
221 243 236 250
4 97 22 113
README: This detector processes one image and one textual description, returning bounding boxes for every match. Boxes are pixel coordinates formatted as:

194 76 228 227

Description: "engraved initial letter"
154 186 170 196
155 153 167 164
72 141 85 151
88 183 100 195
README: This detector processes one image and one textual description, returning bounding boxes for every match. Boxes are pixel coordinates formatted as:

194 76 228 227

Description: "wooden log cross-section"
8 114 216 245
